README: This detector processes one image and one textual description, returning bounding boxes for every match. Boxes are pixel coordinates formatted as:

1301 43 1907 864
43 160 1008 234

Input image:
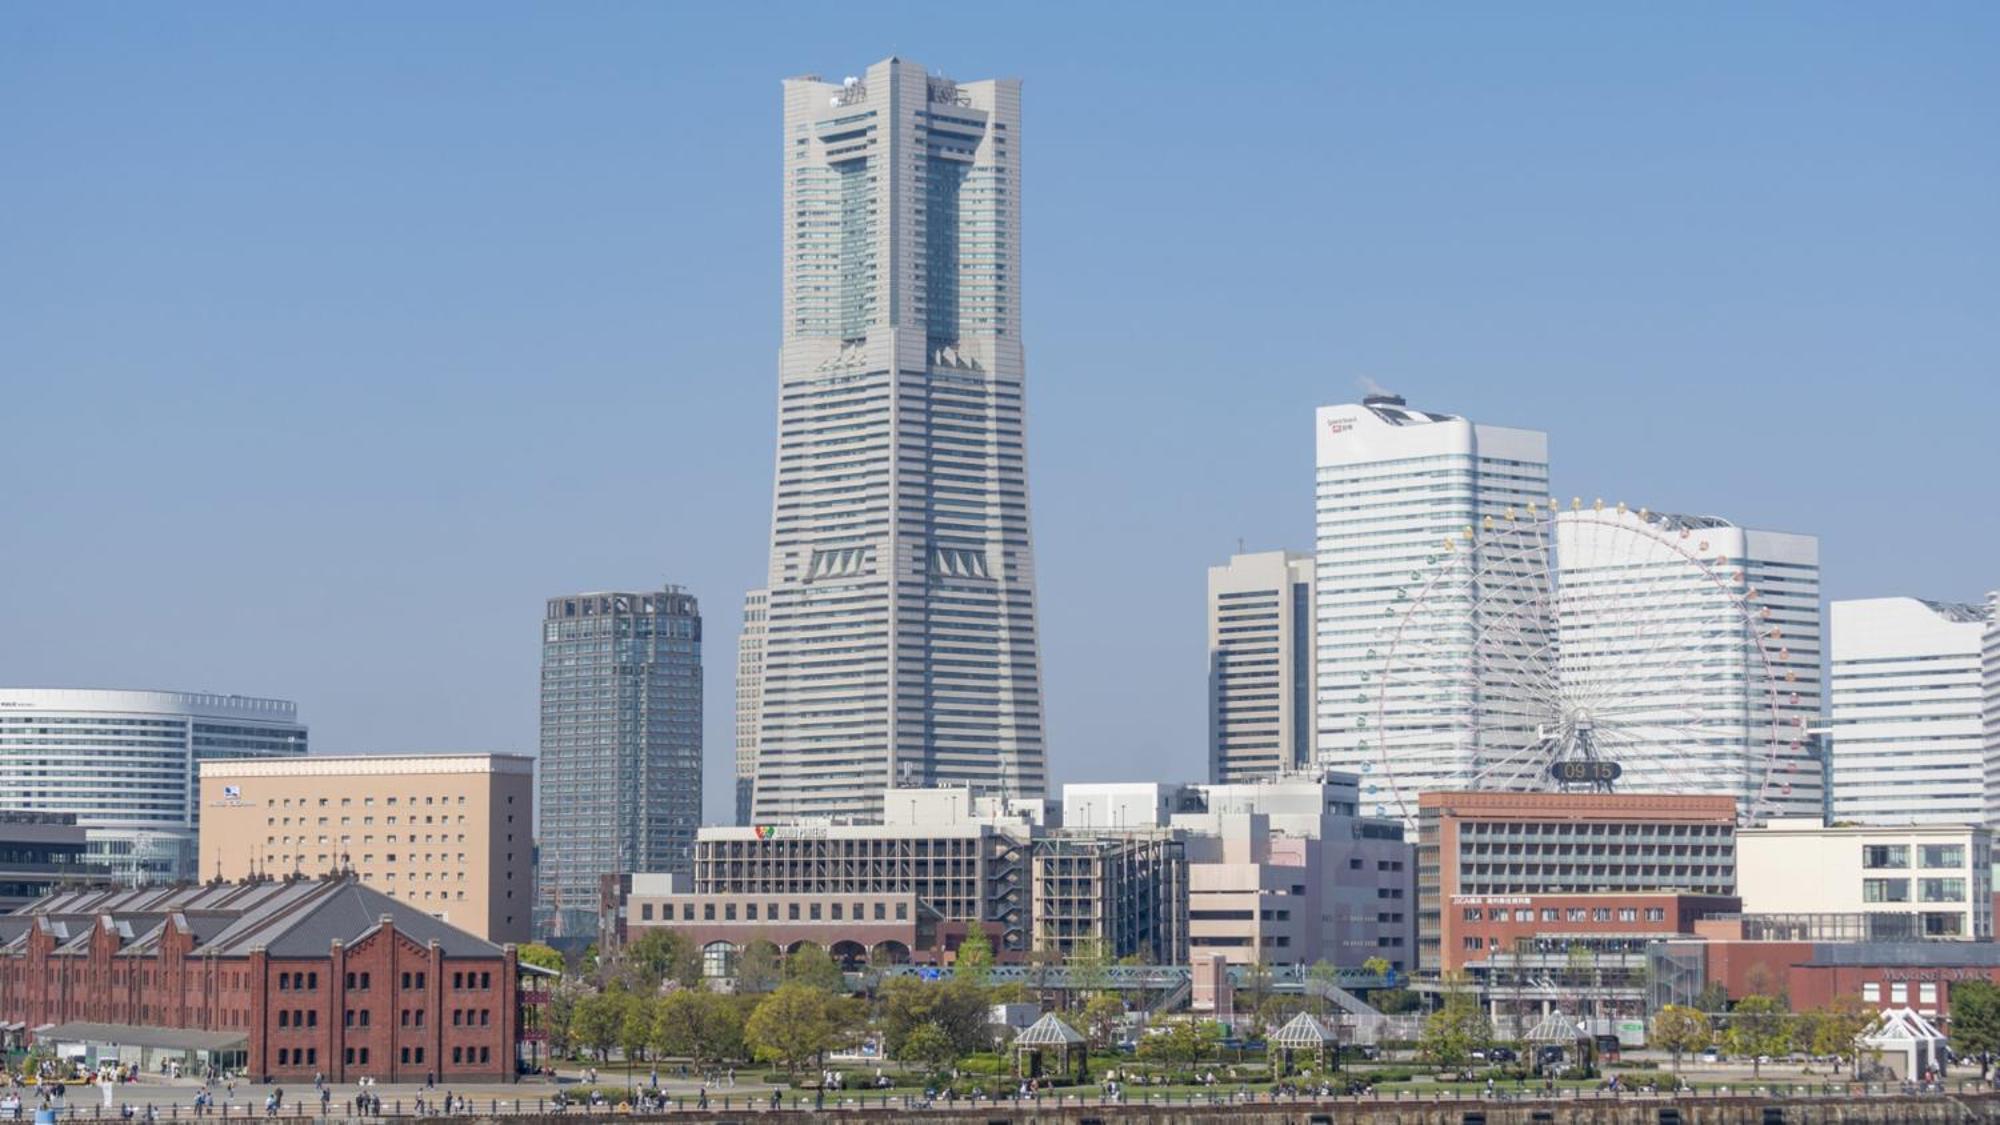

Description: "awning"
35 1023 247 1053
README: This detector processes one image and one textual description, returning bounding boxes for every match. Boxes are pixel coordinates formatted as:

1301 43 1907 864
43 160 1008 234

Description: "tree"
1950 980 2000 1078
1724 995 1789 1076
1652 1004 1712 1072
1693 981 1731 1013
1081 993 1128 1050
572 990 625 1062
1138 1020 1216 1070
519 943 567 974
1373 988 1421 1015
881 976 990 1058
734 940 783 995
745 983 862 1076
1068 937 1111 1004
1361 956 1392 979
955 925 995 990
783 944 847 993
1811 994 1872 1075
1308 960 1342 1017
1420 980 1493 1074
545 975 590 1058
653 989 748 1066
619 930 702 992
900 1022 962 1075
618 994 654 1076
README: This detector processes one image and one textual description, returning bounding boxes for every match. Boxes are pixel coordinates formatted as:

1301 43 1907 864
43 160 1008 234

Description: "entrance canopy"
37 1023 247 1054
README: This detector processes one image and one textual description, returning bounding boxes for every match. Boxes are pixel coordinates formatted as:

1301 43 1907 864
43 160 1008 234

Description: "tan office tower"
751 57 1046 821
1208 551 1316 784
197 754 534 943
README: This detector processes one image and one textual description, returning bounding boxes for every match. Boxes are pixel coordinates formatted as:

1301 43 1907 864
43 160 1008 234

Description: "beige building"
1736 818 1992 941
196 753 534 944
1208 551 1315 784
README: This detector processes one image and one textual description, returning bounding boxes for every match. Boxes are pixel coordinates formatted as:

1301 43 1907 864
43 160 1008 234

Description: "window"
1923 912 1966 937
1463 907 1483 922
1592 908 1612 922
1567 908 1586 922
1921 844 1966 869
1864 878 1911 903
1541 908 1559 922
1891 983 1908 1004
1920 982 1938 1005
1617 908 1637 922
1863 982 1881 1002
1644 908 1666 922
1919 878 1966 903
480 971 490 989
1863 844 1909 869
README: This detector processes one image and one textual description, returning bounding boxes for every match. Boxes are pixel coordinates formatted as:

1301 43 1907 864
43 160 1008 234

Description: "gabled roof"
1271 1011 1337 1048
4 877 501 960
1014 1013 1085 1046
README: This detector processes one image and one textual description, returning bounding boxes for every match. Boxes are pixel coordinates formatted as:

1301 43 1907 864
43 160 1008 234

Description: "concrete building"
752 57 1047 823
734 589 768 826
0 813 100 913
1828 597 1994 827
1415 791 1740 975
0 689 308 885
604 787 1184 971
537 586 702 940
0 877 527 1084
1555 513 1825 822
1312 396 1550 820
1736 819 1992 940
1208 551 1316 784
196 754 535 944
1065 775 1416 971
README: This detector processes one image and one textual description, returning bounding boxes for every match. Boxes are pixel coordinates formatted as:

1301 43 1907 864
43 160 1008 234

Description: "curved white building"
0 689 307 884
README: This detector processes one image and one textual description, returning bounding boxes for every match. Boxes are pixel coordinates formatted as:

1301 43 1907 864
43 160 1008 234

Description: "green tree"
1307 960 1342 1018
620 930 702 991
783 943 848 993
1723 995 1789 1077
1361 956 1392 979
900 1021 962 1075
1693 981 1731 1013
519 942 567 974
881 976 991 1058
544 975 590 1058
1081 992 1127 1049
734 940 783 995
745 983 862 1076
1651 1004 1712 1072
955 925 995 990
1373 987 1421 1015
1950 980 2000 1078
618 993 654 1077
1138 1020 1216 1071
1067 937 1111 1005
1811 994 1872 1075
653 989 748 1066
572 990 625 1062
1420 980 1493 1074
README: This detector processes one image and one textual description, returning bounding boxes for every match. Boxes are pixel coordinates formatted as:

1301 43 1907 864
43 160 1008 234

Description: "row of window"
1463 905 1668 923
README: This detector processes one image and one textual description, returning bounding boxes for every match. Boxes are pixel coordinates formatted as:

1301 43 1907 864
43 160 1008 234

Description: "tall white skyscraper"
751 58 1046 822
1556 512 1825 821
1313 396 1550 811
1829 596 1994 826
1208 550 1316 784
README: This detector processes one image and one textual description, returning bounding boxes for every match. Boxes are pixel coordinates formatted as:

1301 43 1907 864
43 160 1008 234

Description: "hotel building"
197 754 535 944
1736 819 1992 941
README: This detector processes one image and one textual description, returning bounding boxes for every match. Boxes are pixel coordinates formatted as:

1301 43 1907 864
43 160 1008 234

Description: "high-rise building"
1986 593 2000 829
734 589 768 826
751 58 1046 822
1208 551 1315 784
0 689 307 884
196 753 536 943
1828 597 1993 826
1556 512 1825 821
1312 396 1549 812
537 587 702 939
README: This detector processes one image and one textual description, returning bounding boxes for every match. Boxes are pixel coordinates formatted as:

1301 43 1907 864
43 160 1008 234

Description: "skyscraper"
734 588 767 826
537 587 701 938
751 58 1047 822
1313 396 1550 812
1829 596 1993 826
1207 550 1315 784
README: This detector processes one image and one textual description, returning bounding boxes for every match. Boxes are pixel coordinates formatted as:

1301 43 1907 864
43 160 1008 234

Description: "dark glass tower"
535 586 701 939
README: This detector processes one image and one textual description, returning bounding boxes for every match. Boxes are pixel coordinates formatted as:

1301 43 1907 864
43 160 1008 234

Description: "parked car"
1488 1047 1518 1063
1700 1048 1722 1063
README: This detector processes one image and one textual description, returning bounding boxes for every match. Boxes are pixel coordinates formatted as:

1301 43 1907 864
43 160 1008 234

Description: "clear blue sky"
4 3 1995 822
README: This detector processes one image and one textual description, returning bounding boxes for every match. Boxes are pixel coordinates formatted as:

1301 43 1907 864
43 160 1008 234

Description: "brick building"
1654 936 2000 1022
0 877 529 1083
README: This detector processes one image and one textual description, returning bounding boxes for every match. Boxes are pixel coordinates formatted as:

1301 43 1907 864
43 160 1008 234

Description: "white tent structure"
1857 1007 1948 1080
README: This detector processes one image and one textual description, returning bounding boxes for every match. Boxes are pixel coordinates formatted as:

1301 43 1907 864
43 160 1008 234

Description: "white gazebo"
1013 1013 1087 1081
1857 1007 1948 1080
1269 1011 1339 1075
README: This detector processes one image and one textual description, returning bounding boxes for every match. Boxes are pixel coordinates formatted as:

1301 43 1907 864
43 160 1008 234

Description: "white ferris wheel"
1355 497 1811 825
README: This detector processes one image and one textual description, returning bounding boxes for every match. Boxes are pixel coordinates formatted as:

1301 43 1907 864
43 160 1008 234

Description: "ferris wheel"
1355 498 1809 825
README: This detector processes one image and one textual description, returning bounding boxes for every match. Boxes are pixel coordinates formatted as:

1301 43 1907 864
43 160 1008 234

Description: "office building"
605 786 1185 970
1312 397 1550 819
196 754 535 943
0 813 101 913
1988 592 2000 829
537 587 702 939
1736 819 1991 940
1555 512 1825 821
0 877 526 1084
734 589 768 826
0 689 307 884
1208 551 1316 784
752 57 1047 822
1415 791 1740 974
1655 935 2000 1021
1064 775 1415 970
1828 597 1994 827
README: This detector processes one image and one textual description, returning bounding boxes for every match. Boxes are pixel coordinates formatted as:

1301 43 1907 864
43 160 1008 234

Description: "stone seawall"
411 1089 1999 1125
